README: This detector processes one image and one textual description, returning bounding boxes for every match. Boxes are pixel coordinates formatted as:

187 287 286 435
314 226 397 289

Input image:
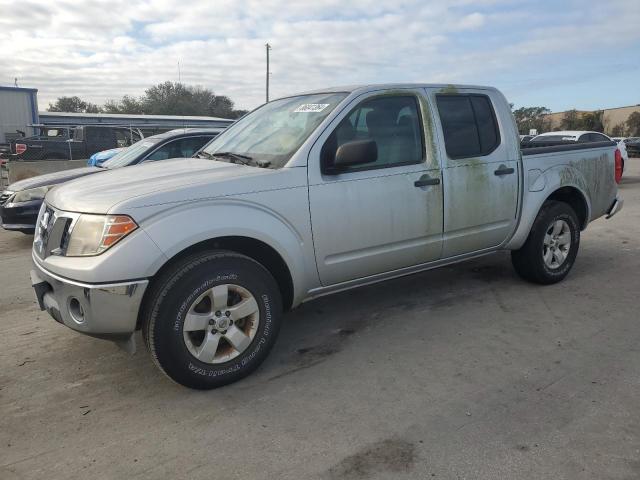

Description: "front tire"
142 250 282 389
511 201 580 285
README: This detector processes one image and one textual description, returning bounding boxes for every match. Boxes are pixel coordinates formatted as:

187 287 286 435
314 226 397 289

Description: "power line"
266 43 271 103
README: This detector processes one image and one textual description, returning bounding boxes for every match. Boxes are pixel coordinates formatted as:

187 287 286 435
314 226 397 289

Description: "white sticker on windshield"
294 103 330 113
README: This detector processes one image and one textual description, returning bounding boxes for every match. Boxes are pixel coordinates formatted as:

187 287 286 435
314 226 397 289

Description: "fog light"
68 297 85 324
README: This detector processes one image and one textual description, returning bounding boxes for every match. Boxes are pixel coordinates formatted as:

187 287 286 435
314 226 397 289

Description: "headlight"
12 186 51 203
66 214 138 256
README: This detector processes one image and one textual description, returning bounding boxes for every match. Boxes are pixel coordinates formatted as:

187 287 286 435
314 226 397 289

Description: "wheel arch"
506 170 592 251
544 186 590 229
136 235 295 330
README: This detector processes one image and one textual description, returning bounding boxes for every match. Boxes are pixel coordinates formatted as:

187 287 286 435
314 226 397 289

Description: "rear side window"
436 94 500 159
588 133 610 142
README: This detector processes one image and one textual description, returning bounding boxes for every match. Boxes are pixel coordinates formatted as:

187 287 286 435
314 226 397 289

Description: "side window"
178 136 213 157
321 95 424 172
589 133 609 142
145 139 182 161
86 128 113 142
436 94 500 159
145 137 213 162
115 130 133 147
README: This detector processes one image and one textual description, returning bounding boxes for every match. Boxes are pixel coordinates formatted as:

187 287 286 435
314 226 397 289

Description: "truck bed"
520 140 617 225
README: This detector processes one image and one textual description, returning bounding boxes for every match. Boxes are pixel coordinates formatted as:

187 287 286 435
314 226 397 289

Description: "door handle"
494 166 515 176
414 175 441 188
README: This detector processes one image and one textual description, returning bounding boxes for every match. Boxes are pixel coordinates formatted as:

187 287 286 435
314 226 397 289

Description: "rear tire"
142 250 282 389
511 201 580 285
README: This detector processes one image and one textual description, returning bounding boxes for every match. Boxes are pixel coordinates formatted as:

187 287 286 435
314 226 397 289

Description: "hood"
8 167 102 191
46 158 279 214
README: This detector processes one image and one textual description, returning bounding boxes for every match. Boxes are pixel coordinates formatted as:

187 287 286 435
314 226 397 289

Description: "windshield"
201 92 348 168
531 135 577 142
102 138 161 168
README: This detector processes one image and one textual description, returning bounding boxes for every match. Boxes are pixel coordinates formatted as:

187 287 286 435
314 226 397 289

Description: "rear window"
436 94 500 159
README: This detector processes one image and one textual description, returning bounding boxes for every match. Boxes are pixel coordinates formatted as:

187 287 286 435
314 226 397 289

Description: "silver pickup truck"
30 84 623 389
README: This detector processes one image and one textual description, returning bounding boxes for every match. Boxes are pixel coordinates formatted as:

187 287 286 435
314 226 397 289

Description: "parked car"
531 130 629 173
87 147 125 167
8 125 143 161
29 83 622 389
624 137 640 157
0 143 10 159
519 134 534 142
0 128 223 233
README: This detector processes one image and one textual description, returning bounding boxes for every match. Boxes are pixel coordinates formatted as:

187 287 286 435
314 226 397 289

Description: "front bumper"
0 199 41 232
31 259 148 340
605 196 623 219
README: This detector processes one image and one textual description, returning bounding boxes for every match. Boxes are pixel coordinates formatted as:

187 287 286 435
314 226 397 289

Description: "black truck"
9 125 143 161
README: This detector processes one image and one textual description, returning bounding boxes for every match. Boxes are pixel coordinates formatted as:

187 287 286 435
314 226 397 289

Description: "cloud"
0 0 638 112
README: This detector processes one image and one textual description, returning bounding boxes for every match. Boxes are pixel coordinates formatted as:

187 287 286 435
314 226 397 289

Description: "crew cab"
29 84 623 389
10 125 143 161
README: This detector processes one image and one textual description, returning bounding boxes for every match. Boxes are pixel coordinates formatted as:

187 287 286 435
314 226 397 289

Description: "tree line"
47 81 249 119
512 105 640 137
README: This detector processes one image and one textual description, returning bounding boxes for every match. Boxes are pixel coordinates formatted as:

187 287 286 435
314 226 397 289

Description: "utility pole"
265 43 271 103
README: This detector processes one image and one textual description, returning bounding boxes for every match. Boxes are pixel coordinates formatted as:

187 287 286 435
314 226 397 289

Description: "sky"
1 0 639 113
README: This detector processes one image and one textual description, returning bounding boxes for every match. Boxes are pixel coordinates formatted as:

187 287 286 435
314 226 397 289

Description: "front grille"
0 191 13 206
33 205 74 258
34 206 55 258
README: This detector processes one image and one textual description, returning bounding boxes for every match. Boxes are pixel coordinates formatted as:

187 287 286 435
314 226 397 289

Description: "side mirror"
332 139 377 172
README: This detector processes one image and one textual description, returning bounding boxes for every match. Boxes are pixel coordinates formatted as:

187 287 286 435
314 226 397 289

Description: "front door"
426 88 519 258
308 91 443 286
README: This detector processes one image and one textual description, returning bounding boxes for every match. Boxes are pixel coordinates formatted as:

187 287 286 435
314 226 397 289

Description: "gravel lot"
1 161 639 480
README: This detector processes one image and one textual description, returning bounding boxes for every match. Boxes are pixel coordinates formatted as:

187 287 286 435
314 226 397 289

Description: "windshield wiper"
209 151 271 168
194 151 214 159
214 151 253 162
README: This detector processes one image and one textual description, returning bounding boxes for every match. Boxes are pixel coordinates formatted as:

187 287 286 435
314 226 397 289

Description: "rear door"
308 90 443 286
426 88 520 258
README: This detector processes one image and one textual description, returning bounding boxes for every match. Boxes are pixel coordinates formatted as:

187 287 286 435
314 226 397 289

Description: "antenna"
14 77 18 87
178 61 181 83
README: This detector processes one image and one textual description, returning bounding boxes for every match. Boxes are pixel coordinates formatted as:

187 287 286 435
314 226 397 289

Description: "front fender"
505 164 591 250
138 193 318 307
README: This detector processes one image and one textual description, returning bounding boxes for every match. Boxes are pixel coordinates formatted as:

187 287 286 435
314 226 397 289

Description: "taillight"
614 148 623 184
15 143 27 155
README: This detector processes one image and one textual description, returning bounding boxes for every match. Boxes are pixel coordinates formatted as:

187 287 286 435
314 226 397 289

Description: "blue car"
87 147 126 166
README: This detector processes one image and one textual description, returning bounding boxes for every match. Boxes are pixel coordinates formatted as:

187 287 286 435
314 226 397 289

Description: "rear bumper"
31 258 148 339
605 196 623 219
